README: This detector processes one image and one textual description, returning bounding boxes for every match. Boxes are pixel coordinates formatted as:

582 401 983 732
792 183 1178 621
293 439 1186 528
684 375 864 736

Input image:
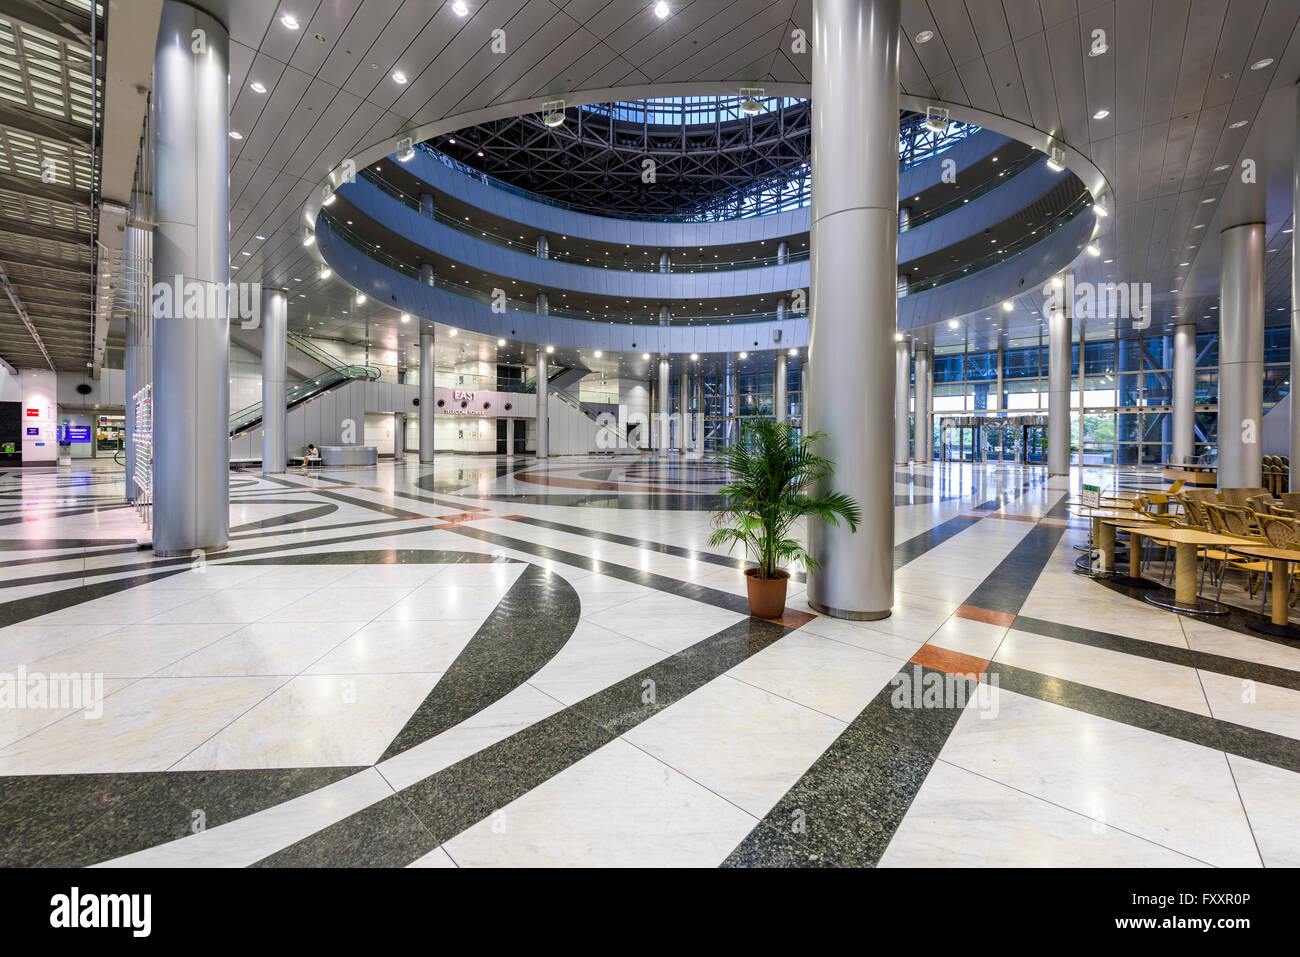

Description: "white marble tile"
880 760 1207 867
30 622 240 679
798 612 925 662
0 675 284 774
260 585 416 623
375 583 517 622
993 629 1212 715
441 737 756 867
1198 669 1300 740
156 620 368 678
306 618 483 675
584 592 743 653
624 674 845 816
407 846 458 868
927 616 1008 660
171 672 439 770
726 629 903 721
145 587 321 625
526 620 666 706
939 689 1261 867
1227 755 1300 867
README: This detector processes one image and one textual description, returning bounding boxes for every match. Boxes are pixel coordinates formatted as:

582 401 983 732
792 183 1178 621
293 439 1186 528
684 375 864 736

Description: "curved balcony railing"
321 183 1093 325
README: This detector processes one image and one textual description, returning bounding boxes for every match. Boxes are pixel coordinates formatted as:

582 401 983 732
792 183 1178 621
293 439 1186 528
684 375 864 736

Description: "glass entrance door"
1022 425 1047 465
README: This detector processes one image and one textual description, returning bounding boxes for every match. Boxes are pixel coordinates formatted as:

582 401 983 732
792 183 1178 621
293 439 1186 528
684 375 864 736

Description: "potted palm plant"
709 420 862 619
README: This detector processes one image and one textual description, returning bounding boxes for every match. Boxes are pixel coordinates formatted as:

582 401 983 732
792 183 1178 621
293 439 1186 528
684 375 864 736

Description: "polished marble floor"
0 455 1297 867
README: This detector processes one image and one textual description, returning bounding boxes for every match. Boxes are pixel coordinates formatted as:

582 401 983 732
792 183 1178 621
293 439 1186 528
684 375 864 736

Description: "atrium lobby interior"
1 0 1299 905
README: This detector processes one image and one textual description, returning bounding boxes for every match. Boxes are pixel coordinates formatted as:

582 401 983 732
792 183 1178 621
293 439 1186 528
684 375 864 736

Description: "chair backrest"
1279 492 1300 512
1259 514 1300 549
1177 492 1209 528
1222 487 1269 507
1185 488 1220 504
1167 479 1185 495
1246 493 1277 516
1212 503 1260 537
1202 503 1228 534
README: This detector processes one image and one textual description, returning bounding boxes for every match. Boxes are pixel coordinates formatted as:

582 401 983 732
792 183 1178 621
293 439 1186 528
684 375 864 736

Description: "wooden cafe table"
1102 521 1241 615
1072 509 1163 582
1228 544 1300 641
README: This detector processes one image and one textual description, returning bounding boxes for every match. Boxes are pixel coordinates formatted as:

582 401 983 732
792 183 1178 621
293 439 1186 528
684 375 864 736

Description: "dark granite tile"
849 665 979 758
962 524 1068 616
378 565 580 761
252 793 438 868
12 766 364 867
721 819 841 868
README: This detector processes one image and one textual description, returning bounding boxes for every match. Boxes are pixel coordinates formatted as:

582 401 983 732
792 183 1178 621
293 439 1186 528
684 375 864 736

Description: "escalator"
230 333 381 437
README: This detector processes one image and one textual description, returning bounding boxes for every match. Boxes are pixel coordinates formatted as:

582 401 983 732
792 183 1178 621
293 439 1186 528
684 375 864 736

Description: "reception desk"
319 445 377 467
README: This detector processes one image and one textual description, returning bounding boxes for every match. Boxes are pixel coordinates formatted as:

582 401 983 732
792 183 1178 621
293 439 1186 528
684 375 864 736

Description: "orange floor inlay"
765 608 816 628
910 643 990 678
955 604 1015 628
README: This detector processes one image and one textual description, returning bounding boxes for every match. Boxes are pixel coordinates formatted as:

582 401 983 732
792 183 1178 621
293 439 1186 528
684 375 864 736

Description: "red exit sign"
25 408 38 417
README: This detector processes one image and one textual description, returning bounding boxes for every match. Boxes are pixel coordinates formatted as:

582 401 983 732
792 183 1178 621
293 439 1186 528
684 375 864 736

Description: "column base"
1142 592 1230 616
153 542 230 559
808 598 891 621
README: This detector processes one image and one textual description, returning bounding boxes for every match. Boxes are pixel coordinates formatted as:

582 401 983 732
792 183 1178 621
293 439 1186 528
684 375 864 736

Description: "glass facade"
677 364 803 452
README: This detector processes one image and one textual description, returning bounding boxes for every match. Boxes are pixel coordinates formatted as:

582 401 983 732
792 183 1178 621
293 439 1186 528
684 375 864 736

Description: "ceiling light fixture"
1002 300 1014 311
1046 146 1066 172
915 29 933 43
229 130 243 139
1086 243 1101 256
1250 57 1274 70
541 98 566 127
497 338 506 346
250 81 266 94
302 233 315 246
318 266 332 279
1229 119 1249 129
739 87 766 116
280 14 299 30
392 71 407 84
400 313 410 323
948 319 959 329
355 292 365 304
653 1 669 18
1092 108 1110 119
546 345 555 354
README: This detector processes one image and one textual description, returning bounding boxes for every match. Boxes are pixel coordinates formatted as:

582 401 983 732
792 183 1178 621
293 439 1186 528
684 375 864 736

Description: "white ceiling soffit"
202 0 1300 344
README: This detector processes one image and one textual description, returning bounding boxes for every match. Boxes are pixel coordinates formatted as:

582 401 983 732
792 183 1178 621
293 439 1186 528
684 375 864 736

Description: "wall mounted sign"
25 408 38 417
60 426 91 443
25 427 39 437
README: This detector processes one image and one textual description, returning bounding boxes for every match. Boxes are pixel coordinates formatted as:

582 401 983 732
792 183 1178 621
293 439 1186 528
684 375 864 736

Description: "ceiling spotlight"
739 351 748 359
1250 58 1274 70
1229 119 1249 129
1092 108 1110 119
400 313 410 322
250 81 266 94
653 1 669 18
497 338 506 347
302 233 315 246
541 98 566 127
1051 276 1064 288
392 71 407 84
449 328 458 337
1092 202 1108 217
546 345 555 354
641 352 650 360
397 147 415 162
355 292 365 304
788 348 797 356
1086 243 1101 257
739 87 765 116
318 266 332 279
947 319 959 329
1045 146 1066 172
690 353 699 361
1002 300 1014 311
915 29 933 43
229 130 243 139
452 0 469 15
280 14 300 30
894 332 904 342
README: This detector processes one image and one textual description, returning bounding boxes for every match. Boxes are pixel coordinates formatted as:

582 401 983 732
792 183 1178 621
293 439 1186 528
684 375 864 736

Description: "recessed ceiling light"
1229 119 1248 129
546 346 555 354
229 130 243 139
280 14 299 30
392 71 407 84
653 1 669 18
1201 197 1216 204
1250 58 1274 71
318 267 331 279
594 350 602 357
355 292 365 304
497 338 506 346
915 29 933 43
1217 71 1232 80
250 81 266 94
452 0 469 15
948 319 959 329
1213 164 1230 172
449 328 458 337
1092 108 1110 119
302 234 315 246
1002 300 1013 311
255 235 265 240
788 348 797 356
1088 39 1108 57
400 313 410 323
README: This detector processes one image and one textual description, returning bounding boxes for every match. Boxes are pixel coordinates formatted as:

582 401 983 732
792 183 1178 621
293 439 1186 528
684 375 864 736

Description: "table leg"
1249 558 1300 640
1144 539 1229 615
1129 532 1142 579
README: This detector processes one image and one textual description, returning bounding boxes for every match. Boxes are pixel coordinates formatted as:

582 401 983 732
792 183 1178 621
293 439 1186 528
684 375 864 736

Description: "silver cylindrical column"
894 338 911 463
1172 321 1196 465
536 348 549 459
775 351 788 424
914 346 931 462
261 287 287 472
151 0 229 556
659 251 670 274
536 235 549 259
696 373 704 452
806 0 900 621
899 206 910 232
1219 222 1265 489
537 293 548 316
657 357 670 458
1293 80 1300 491
124 300 141 502
419 192 434 217
776 241 788 265
1047 280 1072 477
419 329 435 464
419 263 434 287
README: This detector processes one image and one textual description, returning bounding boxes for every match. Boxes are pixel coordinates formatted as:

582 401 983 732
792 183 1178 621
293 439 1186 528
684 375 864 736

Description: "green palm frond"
708 420 861 579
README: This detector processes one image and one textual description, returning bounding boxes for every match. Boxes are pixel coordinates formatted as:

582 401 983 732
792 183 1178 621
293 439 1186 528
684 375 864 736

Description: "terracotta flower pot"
745 567 790 619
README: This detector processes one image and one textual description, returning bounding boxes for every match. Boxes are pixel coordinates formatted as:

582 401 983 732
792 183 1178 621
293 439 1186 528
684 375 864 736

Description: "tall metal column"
657 357 670 458
536 348 549 459
419 328 435 463
419 263 434 286
1219 222 1265 489
536 235 549 259
1172 321 1196 465
419 192 434 217
1047 278 1072 477
261 287 287 472
914 346 931 462
1292 80 1300 491
894 338 910 463
696 373 704 452
679 370 689 449
805 0 900 621
775 351 788 424
151 0 229 556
